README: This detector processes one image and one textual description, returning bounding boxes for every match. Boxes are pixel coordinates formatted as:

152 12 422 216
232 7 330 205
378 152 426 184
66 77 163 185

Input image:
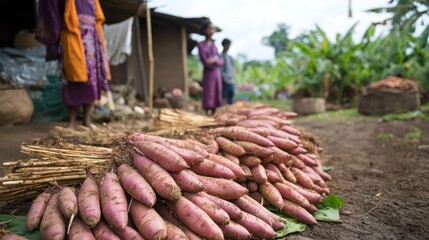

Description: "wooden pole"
145 3 154 112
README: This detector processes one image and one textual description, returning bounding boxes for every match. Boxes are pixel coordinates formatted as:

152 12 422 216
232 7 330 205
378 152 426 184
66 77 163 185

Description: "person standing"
197 20 223 115
220 38 235 104
36 0 111 129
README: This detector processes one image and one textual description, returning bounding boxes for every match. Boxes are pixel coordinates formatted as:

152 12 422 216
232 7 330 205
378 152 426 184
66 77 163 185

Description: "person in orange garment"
36 0 111 129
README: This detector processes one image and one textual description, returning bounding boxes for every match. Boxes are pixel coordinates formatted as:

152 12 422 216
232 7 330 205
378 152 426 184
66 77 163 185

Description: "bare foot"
66 122 76 129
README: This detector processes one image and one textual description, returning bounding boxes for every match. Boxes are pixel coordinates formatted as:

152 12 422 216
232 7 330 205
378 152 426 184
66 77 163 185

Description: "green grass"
377 132 395 141
404 127 423 143
305 108 373 121
255 99 292 111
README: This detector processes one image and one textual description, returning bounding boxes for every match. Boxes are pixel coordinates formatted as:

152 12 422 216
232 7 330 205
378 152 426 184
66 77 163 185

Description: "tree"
367 0 429 32
262 24 291 56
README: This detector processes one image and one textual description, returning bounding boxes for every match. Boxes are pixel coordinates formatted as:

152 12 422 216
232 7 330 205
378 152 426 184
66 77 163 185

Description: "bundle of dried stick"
0 142 113 202
158 108 220 127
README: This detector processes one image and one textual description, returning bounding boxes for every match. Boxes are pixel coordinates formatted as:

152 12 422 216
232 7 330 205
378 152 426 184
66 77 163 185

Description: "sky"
151 0 393 60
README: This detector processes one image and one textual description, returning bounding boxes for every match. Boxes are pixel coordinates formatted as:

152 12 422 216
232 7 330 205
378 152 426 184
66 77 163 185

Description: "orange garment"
61 0 111 82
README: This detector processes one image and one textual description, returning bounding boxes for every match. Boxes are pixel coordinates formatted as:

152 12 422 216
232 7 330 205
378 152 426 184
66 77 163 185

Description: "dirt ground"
0 117 428 240
292 117 429 240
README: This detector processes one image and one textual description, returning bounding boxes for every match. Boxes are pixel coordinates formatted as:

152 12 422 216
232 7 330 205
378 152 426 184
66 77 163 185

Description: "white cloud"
152 0 393 60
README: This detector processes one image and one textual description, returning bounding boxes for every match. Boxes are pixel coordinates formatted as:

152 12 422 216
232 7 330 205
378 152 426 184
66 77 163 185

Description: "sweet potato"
291 167 315 190
291 156 306 169
237 120 277 129
266 169 282 183
278 111 298 118
92 220 120 240
160 140 209 158
58 187 78 234
281 125 301 136
311 165 332 181
154 202 201 240
246 181 258 192
233 197 274 226
185 138 208 149
248 191 263 203
264 163 285 182
274 182 311 209
245 128 269 137
259 182 284 210
248 107 279 117
216 137 246 156
69 216 95 240
208 153 247 178
164 221 189 240
280 165 297 183
221 152 240 165
297 154 317 166
251 164 267 184
170 170 204 193
250 115 289 125
135 141 189 172
59 187 77 220
26 191 51 231
219 221 251 240
211 127 275 147
183 192 230 225
128 133 166 143
201 137 219 154
40 193 65 240
289 146 307 155
200 192 243 220
281 199 318 225
191 159 236 179
130 200 167 240
285 134 301 144
197 175 248 200
167 196 224 240
118 163 156 207
281 181 323 204
302 166 327 188
235 212 276 239
159 142 204 166
235 141 275 158
306 204 318 213
134 153 182 201
261 155 274 165
0 232 27 240
242 195 286 224
100 172 128 230
112 226 145 240
269 147 292 166
239 156 261 168
78 170 101 228
267 136 298 150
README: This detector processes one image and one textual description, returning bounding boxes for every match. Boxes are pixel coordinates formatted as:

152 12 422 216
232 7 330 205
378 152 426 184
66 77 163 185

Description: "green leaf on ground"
313 194 345 223
314 207 342 223
322 166 332 172
265 206 307 237
322 194 345 209
0 215 40 240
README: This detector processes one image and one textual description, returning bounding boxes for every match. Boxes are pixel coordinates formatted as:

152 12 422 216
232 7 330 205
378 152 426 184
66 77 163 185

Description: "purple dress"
198 41 224 110
36 0 109 107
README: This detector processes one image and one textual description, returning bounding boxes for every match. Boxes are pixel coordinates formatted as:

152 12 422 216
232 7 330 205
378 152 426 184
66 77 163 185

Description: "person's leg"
83 102 94 127
230 84 235 104
67 106 78 129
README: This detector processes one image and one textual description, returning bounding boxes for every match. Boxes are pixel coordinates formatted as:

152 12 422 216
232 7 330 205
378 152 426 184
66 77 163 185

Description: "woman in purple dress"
197 20 224 115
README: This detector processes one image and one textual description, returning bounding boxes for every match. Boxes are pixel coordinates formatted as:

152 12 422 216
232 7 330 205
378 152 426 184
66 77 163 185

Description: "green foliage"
377 132 395 141
382 110 429 121
367 0 429 32
313 194 345 223
265 206 307 237
0 215 40 240
404 127 423 143
262 24 291 56
187 54 203 81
